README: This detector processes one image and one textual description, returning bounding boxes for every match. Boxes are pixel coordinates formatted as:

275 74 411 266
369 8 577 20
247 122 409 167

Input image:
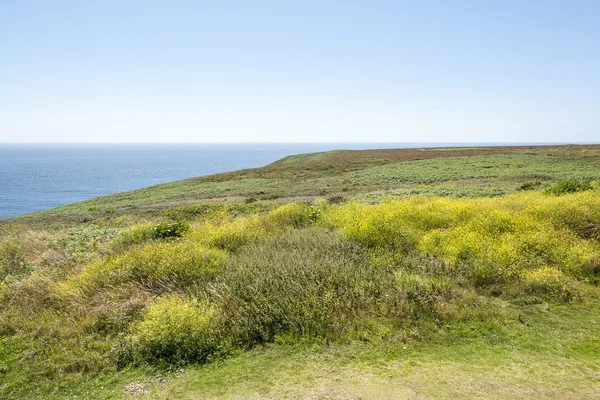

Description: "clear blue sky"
1 0 599 143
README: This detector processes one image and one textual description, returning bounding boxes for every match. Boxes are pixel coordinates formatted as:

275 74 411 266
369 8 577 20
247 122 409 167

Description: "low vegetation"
0 145 599 399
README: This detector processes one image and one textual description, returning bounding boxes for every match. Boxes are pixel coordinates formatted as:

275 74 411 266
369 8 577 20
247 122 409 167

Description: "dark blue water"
0 143 545 218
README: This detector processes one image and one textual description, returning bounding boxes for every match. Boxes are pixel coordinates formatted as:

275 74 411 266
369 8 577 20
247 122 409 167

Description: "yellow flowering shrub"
522 267 575 300
127 295 223 363
67 240 228 293
321 192 600 285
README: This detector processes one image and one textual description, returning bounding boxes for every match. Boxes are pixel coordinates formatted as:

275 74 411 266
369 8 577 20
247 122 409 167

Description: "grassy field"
18 144 600 221
1 144 599 399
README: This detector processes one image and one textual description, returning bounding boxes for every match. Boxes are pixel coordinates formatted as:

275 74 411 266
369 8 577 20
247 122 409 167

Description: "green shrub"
192 216 264 252
127 295 224 364
545 179 593 196
119 219 190 245
153 220 190 239
191 203 316 252
194 228 485 350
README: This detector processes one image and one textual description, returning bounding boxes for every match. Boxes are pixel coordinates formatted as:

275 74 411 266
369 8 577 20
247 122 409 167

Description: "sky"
1 0 599 143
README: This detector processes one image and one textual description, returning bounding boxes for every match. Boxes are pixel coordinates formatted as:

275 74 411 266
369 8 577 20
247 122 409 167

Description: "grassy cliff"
1 145 600 399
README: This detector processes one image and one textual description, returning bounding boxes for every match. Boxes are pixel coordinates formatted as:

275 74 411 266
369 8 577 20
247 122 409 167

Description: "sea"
0 142 549 218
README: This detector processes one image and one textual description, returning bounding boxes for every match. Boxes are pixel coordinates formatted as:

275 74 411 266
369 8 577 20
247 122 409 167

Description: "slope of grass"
12 145 600 221
354 154 600 184
0 145 599 399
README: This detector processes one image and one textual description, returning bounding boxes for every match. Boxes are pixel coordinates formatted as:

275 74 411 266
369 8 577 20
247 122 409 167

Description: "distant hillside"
8 144 600 224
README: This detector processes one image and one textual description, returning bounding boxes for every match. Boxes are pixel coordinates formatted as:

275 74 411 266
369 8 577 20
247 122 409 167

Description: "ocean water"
0 143 535 218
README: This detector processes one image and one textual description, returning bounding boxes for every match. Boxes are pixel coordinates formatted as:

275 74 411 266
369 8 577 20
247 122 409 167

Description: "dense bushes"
190 203 314 251
126 295 224 364
3 195 600 372
109 227 481 365
58 195 600 367
395 271 453 315
320 192 600 287
191 215 264 251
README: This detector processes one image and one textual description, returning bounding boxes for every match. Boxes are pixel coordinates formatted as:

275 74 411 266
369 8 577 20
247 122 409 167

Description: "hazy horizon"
1 141 596 145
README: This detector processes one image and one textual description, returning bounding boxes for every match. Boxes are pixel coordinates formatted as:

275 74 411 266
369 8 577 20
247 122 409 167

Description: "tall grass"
1 194 599 381
117 228 484 364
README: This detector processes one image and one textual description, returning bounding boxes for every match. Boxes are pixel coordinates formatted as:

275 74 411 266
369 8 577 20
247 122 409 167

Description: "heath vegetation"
1 145 599 399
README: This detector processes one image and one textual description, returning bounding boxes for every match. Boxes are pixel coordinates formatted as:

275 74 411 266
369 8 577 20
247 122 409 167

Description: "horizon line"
1 141 597 145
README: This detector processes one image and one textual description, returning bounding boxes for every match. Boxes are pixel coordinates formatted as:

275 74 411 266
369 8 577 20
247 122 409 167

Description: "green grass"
1 145 600 399
4 301 597 399
35 178 280 215
14 145 600 221
272 150 344 165
137 302 600 400
354 154 600 184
